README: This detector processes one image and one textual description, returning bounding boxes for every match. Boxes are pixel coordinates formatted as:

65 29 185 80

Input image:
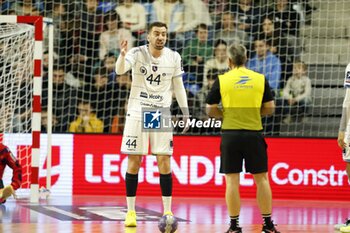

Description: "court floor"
0 195 348 233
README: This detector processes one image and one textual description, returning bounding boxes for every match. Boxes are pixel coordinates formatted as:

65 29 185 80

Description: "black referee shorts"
220 130 268 174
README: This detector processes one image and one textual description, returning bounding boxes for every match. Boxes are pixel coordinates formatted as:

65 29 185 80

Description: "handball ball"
158 214 178 233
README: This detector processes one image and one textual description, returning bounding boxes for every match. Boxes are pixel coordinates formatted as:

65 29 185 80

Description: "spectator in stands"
150 0 185 50
99 12 134 60
230 0 264 39
78 0 104 63
43 50 59 77
47 2 68 51
192 68 219 122
268 0 300 37
247 38 282 94
203 39 229 88
42 65 78 132
247 38 282 135
41 108 60 133
53 64 82 89
215 12 248 47
115 0 147 46
111 72 131 133
182 24 213 88
259 15 294 86
182 0 212 36
150 0 212 49
69 101 104 133
281 61 311 123
80 67 118 133
268 0 301 57
1 0 14 14
111 100 129 134
102 52 118 83
202 0 230 26
11 0 43 16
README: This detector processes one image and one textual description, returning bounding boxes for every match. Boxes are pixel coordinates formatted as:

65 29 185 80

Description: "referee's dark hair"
148 22 168 32
227 44 247 67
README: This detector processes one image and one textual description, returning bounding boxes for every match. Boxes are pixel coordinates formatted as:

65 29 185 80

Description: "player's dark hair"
227 44 247 67
214 39 227 48
148 22 167 33
195 23 208 33
103 11 122 30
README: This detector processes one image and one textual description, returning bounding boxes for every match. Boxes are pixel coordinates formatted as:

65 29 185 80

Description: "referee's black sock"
230 215 240 229
262 213 273 227
125 172 138 196
159 173 172 196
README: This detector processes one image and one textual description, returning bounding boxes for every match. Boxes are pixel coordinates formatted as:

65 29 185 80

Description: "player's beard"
154 40 165 50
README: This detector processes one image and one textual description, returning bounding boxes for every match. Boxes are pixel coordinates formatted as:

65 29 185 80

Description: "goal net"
0 16 44 202
1 1 349 137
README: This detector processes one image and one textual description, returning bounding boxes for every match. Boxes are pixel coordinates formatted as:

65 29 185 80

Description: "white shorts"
121 117 173 155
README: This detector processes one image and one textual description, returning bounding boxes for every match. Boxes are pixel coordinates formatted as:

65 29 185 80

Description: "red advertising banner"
73 135 350 200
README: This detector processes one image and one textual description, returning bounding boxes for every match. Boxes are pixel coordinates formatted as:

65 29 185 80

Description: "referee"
206 44 280 233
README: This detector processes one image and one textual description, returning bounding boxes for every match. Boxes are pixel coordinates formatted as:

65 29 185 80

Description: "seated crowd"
1 0 313 135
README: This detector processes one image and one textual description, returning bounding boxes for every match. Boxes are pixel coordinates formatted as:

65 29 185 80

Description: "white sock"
126 196 136 211
162 196 172 213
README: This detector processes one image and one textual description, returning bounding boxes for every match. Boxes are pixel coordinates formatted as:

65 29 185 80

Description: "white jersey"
124 45 184 120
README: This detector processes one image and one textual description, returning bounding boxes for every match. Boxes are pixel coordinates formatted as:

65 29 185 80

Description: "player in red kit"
0 143 22 203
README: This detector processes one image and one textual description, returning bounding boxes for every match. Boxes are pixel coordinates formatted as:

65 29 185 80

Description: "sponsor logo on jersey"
149 94 163 101
140 66 147 75
235 76 252 85
140 91 148 98
234 76 253 89
143 110 162 129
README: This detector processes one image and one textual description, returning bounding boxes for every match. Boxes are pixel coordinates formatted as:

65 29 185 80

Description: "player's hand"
120 40 128 57
338 131 346 149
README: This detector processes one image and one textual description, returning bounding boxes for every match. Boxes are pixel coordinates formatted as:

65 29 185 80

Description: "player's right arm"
116 40 133 75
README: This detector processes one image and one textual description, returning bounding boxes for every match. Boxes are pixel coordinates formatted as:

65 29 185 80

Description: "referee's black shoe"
262 221 281 233
225 226 242 233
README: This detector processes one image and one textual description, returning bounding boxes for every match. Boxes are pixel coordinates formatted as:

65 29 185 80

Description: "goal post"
0 15 53 203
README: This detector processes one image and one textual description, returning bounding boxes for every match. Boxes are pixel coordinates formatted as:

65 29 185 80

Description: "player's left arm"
173 77 190 133
3 147 22 190
173 52 189 133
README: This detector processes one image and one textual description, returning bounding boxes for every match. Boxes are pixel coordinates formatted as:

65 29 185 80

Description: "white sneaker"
335 219 350 230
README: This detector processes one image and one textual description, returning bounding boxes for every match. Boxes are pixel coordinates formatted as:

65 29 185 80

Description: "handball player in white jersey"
336 63 350 232
116 21 189 227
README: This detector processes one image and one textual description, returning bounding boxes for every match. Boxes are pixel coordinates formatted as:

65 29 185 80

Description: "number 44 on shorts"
126 139 137 148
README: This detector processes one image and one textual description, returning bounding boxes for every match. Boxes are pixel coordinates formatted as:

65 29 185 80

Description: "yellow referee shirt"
206 67 274 131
